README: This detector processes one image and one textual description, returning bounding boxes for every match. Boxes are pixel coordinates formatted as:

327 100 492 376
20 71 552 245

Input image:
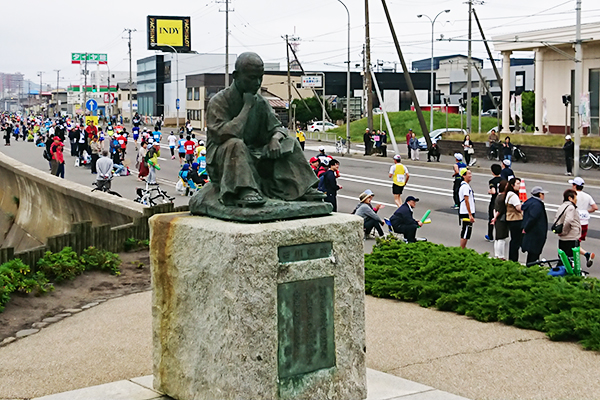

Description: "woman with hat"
353 190 385 239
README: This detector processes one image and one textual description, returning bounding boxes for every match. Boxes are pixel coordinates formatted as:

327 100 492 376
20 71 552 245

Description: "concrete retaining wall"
0 152 145 252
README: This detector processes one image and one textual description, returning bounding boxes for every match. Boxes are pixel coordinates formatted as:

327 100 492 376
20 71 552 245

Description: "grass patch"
365 238 600 351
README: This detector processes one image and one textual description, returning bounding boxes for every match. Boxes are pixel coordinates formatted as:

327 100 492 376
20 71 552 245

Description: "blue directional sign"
176 99 180 110
86 99 98 111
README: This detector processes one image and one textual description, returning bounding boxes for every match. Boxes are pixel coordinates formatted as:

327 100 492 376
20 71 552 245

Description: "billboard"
301 75 323 88
72 53 107 65
147 15 191 53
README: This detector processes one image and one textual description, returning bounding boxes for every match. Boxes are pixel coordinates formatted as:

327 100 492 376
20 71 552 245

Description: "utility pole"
218 0 233 87
54 69 60 117
573 0 582 176
466 0 472 133
124 28 136 124
365 0 373 133
37 71 43 116
83 53 89 116
286 34 292 129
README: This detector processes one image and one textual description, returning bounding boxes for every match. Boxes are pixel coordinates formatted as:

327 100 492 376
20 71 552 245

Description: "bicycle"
486 141 500 161
91 178 122 197
134 182 175 206
512 145 528 163
580 152 600 170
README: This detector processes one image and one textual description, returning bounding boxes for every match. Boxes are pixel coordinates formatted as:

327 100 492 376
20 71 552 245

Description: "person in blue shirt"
177 134 186 166
318 159 342 211
178 163 197 195
152 129 162 144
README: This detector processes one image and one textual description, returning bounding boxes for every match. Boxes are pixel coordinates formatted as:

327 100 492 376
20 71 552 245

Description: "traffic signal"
92 85 97 93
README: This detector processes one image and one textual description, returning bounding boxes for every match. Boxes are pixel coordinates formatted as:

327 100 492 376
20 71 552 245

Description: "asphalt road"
4 135 600 278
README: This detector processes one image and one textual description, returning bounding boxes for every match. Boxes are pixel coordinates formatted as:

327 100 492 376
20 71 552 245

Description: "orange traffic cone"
519 179 527 202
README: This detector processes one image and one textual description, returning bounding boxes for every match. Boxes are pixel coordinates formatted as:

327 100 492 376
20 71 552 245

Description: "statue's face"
235 64 264 94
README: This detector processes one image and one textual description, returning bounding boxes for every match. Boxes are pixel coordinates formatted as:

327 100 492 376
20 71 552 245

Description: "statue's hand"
267 137 282 159
243 93 257 107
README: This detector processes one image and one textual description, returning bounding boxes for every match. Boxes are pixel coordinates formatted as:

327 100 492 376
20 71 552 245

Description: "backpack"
43 149 52 161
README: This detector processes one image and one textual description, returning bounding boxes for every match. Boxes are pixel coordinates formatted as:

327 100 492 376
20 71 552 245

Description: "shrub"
0 259 52 312
124 237 149 252
81 247 121 276
365 238 600 351
37 247 84 283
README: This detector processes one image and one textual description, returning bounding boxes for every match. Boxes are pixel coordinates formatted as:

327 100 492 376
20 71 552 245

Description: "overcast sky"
1 0 598 88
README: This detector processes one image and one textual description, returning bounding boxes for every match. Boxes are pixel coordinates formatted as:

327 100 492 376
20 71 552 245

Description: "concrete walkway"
1 290 600 399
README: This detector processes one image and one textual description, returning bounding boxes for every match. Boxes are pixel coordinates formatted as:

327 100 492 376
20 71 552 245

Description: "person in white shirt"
569 177 596 266
458 168 475 249
167 131 178 160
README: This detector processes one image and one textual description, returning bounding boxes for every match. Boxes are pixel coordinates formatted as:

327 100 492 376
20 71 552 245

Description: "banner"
542 98 548 127
515 94 522 121
580 92 590 128
509 94 516 123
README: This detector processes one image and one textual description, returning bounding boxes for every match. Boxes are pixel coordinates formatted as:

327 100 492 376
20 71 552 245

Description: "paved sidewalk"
2 290 600 399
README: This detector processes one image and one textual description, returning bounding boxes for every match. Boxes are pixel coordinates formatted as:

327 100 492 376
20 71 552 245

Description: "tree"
521 91 535 127
291 96 345 125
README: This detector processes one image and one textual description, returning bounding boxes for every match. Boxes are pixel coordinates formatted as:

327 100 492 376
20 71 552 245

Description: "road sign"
176 99 180 110
71 53 108 65
86 99 98 111
103 93 116 104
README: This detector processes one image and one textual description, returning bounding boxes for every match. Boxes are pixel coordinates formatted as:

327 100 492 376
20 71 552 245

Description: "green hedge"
365 238 600 351
0 247 121 313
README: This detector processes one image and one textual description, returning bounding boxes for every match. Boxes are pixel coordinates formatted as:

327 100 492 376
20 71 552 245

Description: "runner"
177 134 186 166
184 135 196 165
458 169 475 249
167 131 178 160
388 154 409 207
452 153 467 209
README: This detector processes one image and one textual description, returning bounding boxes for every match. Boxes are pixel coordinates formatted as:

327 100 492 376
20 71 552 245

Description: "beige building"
494 23 600 135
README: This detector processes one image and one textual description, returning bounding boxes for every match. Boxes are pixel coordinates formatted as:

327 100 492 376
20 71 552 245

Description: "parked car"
481 109 499 118
417 128 467 150
308 121 338 132
487 125 515 134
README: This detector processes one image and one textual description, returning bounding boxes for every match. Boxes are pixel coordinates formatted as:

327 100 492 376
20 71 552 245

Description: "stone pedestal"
149 213 367 400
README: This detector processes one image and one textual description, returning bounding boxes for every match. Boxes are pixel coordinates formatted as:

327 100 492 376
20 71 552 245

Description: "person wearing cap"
195 140 206 161
353 190 385 239
563 135 574 176
521 186 549 263
452 153 467 209
316 146 331 166
502 136 513 162
570 177 598 242
145 143 162 185
500 159 514 181
458 169 475 249
197 149 208 181
168 131 178 160
390 196 423 243
309 156 320 176
389 154 410 207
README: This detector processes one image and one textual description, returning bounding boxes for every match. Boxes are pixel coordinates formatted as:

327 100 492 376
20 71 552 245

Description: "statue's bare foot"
236 189 266 207
299 188 326 201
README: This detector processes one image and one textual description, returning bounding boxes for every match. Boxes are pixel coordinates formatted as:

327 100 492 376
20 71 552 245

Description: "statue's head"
233 52 264 94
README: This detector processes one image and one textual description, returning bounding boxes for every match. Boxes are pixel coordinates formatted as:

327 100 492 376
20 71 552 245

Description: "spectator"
379 130 388 157
409 132 419 160
353 190 385 239
491 180 509 259
504 177 523 262
502 136 513 162
296 128 306 150
462 134 474 166
521 186 549 263
563 135 574 176
405 129 412 158
390 195 423 243
309 156 320 176
137 142 149 181
486 164 503 242
554 189 581 258
364 128 372 156
458 169 475 249
318 158 342 211
500 159 514 181
427 141 440 162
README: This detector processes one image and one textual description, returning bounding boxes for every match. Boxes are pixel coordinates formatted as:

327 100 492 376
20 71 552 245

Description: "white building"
493 23 600 135
161 53 237 123
412 54 483 100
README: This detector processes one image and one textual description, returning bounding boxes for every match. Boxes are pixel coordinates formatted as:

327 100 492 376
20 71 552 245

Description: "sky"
1 0 598 89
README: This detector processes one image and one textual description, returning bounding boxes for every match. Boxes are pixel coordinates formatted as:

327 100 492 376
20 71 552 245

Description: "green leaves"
365 239 600 351
0 259 52 313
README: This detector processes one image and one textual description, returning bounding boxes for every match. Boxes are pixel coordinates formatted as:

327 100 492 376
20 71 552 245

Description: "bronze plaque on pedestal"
277 276 336 379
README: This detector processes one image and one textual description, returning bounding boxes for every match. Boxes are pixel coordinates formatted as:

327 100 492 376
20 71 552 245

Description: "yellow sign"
85 116 99 127
156 19 184 47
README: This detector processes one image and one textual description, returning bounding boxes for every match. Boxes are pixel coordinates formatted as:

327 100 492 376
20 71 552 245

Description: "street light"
336 0 351 154
418 9 450 133
151 42 179 132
